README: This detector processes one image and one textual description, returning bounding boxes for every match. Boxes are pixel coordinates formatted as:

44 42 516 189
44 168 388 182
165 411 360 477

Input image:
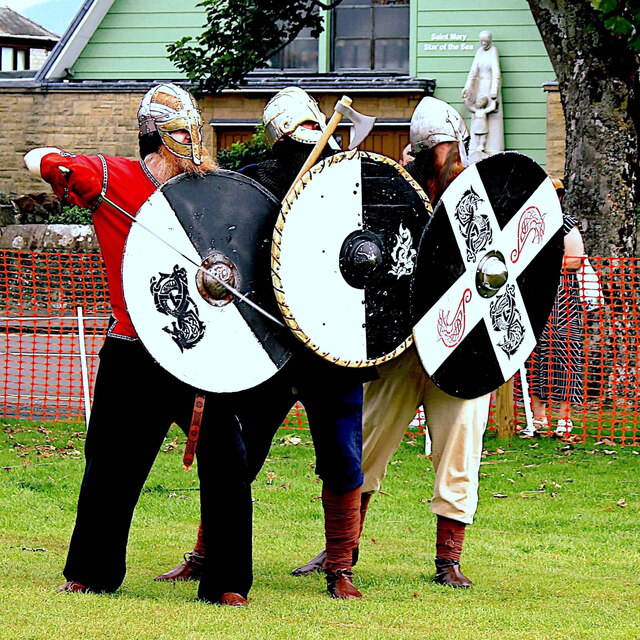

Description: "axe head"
335 98 376 150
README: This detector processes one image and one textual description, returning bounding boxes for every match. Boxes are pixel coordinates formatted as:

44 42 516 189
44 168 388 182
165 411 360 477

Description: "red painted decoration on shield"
437 288 472 348
510 206 546 263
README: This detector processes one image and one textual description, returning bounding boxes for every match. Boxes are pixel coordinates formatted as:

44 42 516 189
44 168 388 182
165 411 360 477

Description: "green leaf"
604 15 635 36
166 0 340 95
594 0 619 14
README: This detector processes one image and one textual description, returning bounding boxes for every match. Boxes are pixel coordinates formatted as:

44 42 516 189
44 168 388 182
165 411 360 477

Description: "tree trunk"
494 377 516 438
527 0 639 258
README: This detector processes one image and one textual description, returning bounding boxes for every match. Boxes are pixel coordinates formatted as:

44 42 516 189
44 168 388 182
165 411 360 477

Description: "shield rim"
271 149 432 368
122 169 292 393
410 151 564 398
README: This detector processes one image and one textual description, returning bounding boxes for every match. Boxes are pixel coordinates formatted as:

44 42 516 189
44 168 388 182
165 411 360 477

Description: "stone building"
0 7 58 74
0 0 564 195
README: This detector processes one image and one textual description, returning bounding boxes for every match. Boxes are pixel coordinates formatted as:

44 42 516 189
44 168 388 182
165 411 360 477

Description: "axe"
285 95 376 201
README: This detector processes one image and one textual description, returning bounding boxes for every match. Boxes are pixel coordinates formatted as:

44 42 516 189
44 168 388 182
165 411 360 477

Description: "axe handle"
283 96 352 202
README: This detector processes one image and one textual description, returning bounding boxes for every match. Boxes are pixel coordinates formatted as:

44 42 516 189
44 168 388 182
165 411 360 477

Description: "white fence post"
76 306 91 428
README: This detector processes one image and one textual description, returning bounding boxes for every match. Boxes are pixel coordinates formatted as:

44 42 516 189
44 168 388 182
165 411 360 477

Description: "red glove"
40 154 103 209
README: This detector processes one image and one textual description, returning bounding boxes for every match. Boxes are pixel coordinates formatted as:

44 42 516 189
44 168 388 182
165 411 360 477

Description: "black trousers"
63 337 253 602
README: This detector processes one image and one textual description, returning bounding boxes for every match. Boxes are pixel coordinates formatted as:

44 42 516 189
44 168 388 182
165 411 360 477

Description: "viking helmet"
138 83 203 165
263 86 339 150
410 97 470 166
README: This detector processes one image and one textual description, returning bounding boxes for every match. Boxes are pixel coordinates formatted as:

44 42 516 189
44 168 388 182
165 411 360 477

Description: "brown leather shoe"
292 546 362 576
325 569 362 599
218 592 248 606
57 580 88 593
154 551 205 581
292 549 326 576
433 558 472 588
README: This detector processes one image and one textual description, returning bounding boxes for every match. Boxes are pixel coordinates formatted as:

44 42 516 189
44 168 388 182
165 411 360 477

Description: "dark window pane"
374 39 409 72
283 39 318 70
335 8 372 37
374 6 409 37
266 51 281 69
335 39 371 70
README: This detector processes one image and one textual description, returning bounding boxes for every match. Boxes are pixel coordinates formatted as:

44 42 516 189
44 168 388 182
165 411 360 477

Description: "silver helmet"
138 83 203 165
263 86 339 150
410 97 470 166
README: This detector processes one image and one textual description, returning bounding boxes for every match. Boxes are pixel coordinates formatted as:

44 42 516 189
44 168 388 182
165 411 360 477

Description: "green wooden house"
1 0 563 194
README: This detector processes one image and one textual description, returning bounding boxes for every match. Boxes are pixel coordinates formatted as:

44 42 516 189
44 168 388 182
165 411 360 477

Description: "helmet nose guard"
138 83 204 165
263 86 340 150
410 97 470 167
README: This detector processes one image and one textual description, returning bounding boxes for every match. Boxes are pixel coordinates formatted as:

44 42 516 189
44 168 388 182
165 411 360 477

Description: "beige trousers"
361 346 491 524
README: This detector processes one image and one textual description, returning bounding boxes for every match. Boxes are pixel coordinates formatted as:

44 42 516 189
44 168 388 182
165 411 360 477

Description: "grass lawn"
1 418 639 640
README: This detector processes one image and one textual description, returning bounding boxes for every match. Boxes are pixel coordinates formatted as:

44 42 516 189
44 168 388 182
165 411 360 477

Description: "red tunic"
72 154 159 339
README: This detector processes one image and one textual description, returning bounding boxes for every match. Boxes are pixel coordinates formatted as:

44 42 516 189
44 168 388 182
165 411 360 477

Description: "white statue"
462 30 504 162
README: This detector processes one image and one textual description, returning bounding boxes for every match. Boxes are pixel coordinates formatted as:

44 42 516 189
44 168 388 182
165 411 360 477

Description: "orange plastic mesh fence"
2 250 638 443
513 256 640 446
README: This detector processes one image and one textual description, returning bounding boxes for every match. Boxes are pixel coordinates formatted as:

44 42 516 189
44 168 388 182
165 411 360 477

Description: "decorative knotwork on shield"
150 265 206 352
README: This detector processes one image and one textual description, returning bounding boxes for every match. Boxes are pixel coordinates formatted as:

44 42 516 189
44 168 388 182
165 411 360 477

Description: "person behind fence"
23 83 255 607
156 86 371 600
521 177 586 439
290 97 492 589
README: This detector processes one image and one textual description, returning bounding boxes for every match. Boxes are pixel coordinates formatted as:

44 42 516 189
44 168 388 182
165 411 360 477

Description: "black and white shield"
272 151 431 367
123 170 292 393
411 152 564 398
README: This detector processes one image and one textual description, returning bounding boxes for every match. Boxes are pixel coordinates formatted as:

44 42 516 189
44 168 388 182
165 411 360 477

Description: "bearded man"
293 97 492 588
24 83 252 607
156 86 369 600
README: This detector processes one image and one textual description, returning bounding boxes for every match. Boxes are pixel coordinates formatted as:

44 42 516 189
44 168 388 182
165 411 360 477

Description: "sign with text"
423 32 474 53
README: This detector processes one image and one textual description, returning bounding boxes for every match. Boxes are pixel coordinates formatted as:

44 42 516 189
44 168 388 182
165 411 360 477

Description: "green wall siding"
414 0 554 165
71 0 554 163
71 0 202 79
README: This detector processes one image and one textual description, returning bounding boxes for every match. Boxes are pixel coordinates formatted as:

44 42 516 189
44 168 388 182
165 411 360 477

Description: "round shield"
411 151 564 399
272 151 431 367
122 170 293 393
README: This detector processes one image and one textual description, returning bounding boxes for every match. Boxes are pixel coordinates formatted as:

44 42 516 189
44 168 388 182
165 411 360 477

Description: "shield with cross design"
411 151 564 399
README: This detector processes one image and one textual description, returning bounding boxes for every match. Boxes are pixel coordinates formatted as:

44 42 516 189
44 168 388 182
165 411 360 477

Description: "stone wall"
0 88 145 195
0 87 424 195
1 83 562 193
545 84 566 179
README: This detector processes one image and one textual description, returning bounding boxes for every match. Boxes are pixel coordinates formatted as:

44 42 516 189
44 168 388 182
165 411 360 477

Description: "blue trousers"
236 354 364 493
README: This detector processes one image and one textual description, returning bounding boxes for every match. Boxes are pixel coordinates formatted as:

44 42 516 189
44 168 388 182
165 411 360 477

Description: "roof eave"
36 0 115 83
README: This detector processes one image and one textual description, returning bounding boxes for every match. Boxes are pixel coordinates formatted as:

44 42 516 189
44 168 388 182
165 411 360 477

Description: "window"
0 46 30 71
15 49 27 71
333 0 409 73
0 47 12 71
267 25 319 71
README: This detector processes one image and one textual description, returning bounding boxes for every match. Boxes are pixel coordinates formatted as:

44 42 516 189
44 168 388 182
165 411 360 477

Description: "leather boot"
323 486 362 599
155 521 205 581
218 592 249 606
434 515 471 588
352 492 372 567
325 568 362 599
291 548 326 576
434 557 472 588
292 492 371 576
57 580 89 593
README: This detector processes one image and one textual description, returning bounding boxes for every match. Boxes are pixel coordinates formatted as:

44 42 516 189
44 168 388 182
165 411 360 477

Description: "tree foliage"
216 123 273 170
589 0 640 52
167 0 343 96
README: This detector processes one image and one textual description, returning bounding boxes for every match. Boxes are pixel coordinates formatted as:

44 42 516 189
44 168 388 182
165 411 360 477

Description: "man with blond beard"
24 83 253 607
293 97 492 589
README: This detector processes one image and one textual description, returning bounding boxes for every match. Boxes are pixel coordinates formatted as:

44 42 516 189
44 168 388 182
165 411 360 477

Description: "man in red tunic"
24 83 252 607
